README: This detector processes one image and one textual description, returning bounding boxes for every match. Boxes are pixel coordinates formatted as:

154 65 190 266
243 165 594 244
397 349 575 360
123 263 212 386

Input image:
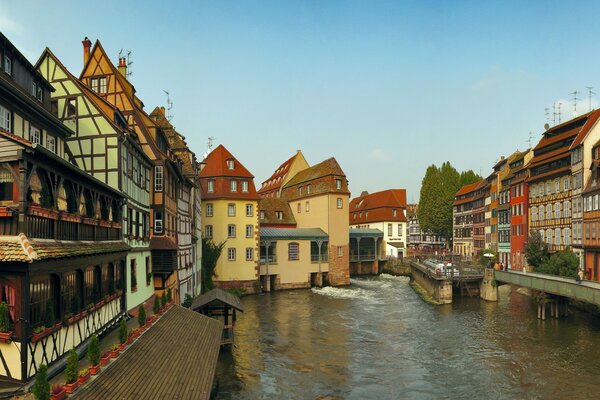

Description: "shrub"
161 291 167 308
78 368 89 378
166 288 172 303
0 303 10 332
118 319 128 344
65 349 79 384
536 249 579 278
137 305 146 327
153 296 160 315
44 302 55 328
88 334 100 365
182 293 193 308
32 364 50 400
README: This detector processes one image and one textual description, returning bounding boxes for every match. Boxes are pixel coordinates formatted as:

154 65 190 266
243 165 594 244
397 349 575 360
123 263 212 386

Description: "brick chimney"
118 57 127 77
82 37 92 66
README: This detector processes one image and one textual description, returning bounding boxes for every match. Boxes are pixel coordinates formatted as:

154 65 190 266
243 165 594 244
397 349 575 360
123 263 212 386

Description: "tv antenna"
570 90 580 116
119 49 133 78
527 131 534 147
544 107 550 123
558 102 563 123
586 86 595 111
552 103 557 126
163 90 174 122
203 137 216 160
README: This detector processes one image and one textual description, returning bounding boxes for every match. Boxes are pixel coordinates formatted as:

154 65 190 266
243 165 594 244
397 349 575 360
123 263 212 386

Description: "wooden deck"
72 305 222 400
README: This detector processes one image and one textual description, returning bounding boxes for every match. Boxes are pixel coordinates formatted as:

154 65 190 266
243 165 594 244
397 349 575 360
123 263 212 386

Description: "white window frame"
205 225 213 238
206 203 213 217
246 247 254 261
154 166 163 192
207 179 214 193
246 204 253 217
228 203 236 217
154 212 163 234
47 135 56 153
227 248 236 261
337 198 343 209
241 180 249 193
29 126 41 145
0 105 11 132
227 224 236 238
230 180 237 192
246 224 253 238
335 179 342 190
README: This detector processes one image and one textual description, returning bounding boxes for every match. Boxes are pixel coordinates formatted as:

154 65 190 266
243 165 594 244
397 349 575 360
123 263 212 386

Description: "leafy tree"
201 238 226 293
65 349 78 384
118 319 128 344
32 364 50 400
137 305 146 327
88 334 100 366
537 249 579 277
460 170 482 186
525 231 549 268
182 293 193 308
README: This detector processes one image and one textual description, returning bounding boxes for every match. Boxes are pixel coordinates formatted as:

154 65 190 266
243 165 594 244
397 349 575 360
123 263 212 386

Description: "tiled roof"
349 189 407 225
0 235 130 263
455 180 484 197
284 157 346 188
258 151 300 195
570 109 600 149
150 236 178 250
526 165 571 183
191 287 244 312
259 227 328 241
200 145 254 179
259 198 296 226
72 305 222 400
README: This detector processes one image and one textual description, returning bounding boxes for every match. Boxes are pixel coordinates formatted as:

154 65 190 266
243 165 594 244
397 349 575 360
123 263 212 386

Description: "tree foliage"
201 238 226 293
32 364 50 400
419 162 481 245
478 248 497 266
536 249 579 278
88 334 100 366
524 231 549 268
65 349 78 384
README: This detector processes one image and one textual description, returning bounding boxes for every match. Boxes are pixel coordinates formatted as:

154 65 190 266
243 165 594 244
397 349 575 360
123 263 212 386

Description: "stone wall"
328 244 350 286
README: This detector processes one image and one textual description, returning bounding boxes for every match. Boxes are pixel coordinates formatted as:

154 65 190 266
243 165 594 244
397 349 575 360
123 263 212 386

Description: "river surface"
215 274 600 399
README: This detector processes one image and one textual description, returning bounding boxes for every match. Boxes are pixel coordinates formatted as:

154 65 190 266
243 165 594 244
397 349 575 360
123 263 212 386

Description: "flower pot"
89 365 101 375
130 329 140 339
50 387 67 400
118 343 126 352
99 355 110 367
78 372 91 385
31 328 49 343
109 349 119 359
0 331 12 343
64 382 79 394
126 336 134 345
59 212 81 223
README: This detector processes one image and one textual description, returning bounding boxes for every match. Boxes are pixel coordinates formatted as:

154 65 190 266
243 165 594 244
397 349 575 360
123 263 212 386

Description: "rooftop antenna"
586 86 595 111
163 90 174 122
558 102 562 124
570 90 580 117
527 131 534 147
118 49 133 78
544 107 550 123
203 136 216 160
552 103 557 126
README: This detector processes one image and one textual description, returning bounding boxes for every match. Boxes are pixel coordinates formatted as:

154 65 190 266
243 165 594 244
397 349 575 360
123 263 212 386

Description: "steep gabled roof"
199 145 254 179
258 152 298 194
284 157 345 188
350 189 407 211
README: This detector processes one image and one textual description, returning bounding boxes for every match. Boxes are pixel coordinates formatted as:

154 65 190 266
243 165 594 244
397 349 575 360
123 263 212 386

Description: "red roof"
455 180 483 197
258 152 297 195
349 189 407 224
569 109 600 149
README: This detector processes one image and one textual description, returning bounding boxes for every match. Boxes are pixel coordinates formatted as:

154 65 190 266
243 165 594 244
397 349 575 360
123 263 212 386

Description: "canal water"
215 274 600 399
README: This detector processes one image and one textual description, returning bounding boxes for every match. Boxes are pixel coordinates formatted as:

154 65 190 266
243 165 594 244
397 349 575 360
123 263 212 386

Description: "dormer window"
393 209 397 217
335 179 342 190
230 180 237 192
66 98 77 118
241 180 249 192
207 179 214 193
307 184 311 194
227 159 235 170
47 136 56 153
0 106 10 132
298 185 303 196
3 55 11 76
275 211 283 220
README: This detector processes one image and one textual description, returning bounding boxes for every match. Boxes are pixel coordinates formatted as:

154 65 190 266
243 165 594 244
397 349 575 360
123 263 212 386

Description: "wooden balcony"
24 207 121 241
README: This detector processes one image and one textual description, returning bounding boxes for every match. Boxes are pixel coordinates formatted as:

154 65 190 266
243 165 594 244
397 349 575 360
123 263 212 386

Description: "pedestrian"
578 269 584 283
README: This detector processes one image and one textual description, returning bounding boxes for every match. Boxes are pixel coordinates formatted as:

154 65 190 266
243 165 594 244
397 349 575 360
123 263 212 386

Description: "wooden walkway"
72 305 222 400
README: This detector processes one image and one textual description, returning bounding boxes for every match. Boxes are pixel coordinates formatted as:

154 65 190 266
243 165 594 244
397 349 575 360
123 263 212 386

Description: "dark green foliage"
161 291 167 308
525 231 549 268
182 293 193 308
65 349 78 384
0 303 10 332
118 319 128 344
137 305 146 327
459 170 482 186
166 288 172 303
478 248 497 266
201 238 226 293
44 302 54 328
88 334 100 365
32 364 50 400
153 296 160 314
39 179 53 209
536 249 579 278
228 288 246 297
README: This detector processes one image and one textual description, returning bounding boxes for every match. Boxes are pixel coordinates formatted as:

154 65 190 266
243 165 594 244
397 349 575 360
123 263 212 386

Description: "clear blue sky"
1 0 598 202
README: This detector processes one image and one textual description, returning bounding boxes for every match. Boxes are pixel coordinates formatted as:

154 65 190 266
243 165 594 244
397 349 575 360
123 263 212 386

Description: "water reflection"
216 274 600 399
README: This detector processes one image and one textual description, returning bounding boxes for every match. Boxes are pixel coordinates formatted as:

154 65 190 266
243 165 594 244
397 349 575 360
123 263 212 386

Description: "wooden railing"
25 213 121 241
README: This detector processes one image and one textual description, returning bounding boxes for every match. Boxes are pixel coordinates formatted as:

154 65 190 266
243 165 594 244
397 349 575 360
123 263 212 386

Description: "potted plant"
166 288 172 304
160 291 168 312
32 325 47 343
64 349 79 394
118 319 128 348
130 327 140 339
0 302 12 342
44 302 55 330
62 312 73 326
32 363 50 400
99 352 110 367
50 384 67 400
153 296 160 316
108 343 120 359
87 302 95 312
77 368 90 385
137 305 146 329
88 334 101 375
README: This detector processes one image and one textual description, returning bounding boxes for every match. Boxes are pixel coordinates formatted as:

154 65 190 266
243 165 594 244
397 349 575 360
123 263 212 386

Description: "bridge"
494 270 600 319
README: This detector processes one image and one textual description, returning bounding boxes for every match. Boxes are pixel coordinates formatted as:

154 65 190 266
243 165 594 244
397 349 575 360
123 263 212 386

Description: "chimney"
82 37 92 66
118 57 127 77
160 106 166 115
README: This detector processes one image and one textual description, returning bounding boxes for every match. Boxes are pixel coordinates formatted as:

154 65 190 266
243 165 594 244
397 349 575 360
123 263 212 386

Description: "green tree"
32 364 50 400
525 231 549 268
537 249 579 277
161 291 167 308
153 296 160 315
137 305 146 327
201 238 226 293
88 334 100 366
459 170 482 186
478 248 497 266
0 303 10 333
65 349 78 384
182 293 193 308
118 319 128 344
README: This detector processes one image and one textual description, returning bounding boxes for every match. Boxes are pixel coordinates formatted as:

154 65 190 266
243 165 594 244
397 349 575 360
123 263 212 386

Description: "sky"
2 0 600 202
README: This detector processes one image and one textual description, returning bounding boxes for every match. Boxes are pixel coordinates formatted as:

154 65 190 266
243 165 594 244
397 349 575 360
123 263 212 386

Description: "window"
0 105 10 132
228 224 236 238
398 224 402 236
228 203 236 217
564 228 571 246
305 201 310 212
288 243 299 260
227 159 235 169
393 209 397 217
546 204 552 220
531 206 537 222
546 229 553 245
227 248 236 261
47 136 56 153
206 203 213 217
555 228 561 245
91 77 99 93
337 198 343 209
242 180 249 192
564 201 571 218
246 248 254 261
29 126 41 145
260 210 265 220
298 186 303 196
61 272 79 315
297 203 301 213
564 176 571 191
154 211 163 234
555 179 560 193
207 179 215 193
246 224 253 238
230 180 237 192
338 246 343 257
146 257 151 286
84 267 101 304
99 77 107 94
388 224 393 236
205 225 213 238
246 204 253 217
155 166 163 191
3 55 11 76
554 202 561 219
335 179 342 190
30 276 54 328
307 184 311 194
275 211 283 220
66 98 77 118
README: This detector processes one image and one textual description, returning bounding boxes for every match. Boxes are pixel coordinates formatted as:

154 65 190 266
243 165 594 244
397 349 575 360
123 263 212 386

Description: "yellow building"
199 145 259 293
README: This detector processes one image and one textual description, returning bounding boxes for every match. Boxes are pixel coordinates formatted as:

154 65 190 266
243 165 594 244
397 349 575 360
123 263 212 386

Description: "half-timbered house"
36 48 154 312
0 33 127 383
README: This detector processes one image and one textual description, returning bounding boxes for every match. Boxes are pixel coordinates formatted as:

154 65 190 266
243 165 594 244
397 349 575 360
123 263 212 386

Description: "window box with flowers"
77 368 90 385
82 217 97 226
50 384 67 400
59 211 81 223
0 207 14 218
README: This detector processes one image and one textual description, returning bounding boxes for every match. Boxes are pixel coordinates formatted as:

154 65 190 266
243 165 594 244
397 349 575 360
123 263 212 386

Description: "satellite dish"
544 123 550 130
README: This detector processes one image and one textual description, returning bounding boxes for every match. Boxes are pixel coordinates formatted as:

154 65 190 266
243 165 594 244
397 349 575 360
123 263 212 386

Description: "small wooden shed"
192 288 244 346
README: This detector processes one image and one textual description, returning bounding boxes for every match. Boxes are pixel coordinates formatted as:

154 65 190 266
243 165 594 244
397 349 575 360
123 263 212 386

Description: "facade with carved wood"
0 33 127 382
36 47 154 311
